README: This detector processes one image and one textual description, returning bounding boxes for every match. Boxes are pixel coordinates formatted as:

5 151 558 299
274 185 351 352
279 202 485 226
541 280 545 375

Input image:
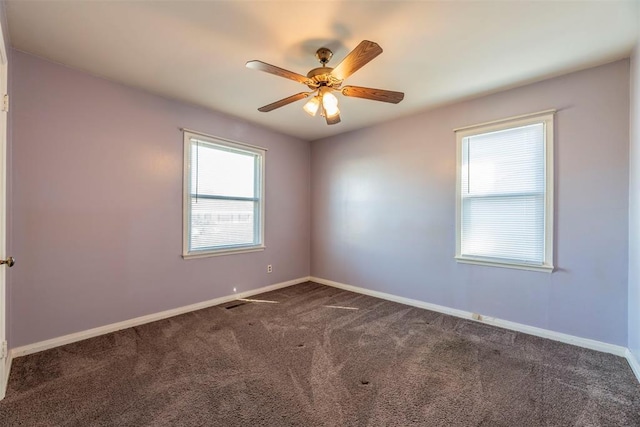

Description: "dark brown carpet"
1 282 639 426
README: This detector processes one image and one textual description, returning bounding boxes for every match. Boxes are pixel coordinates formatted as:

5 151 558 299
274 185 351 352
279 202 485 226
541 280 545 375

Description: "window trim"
454 110 555 273
182 130 266 259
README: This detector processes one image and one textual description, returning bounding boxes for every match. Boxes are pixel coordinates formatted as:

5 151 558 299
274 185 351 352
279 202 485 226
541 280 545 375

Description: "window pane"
464 123 544 196
191 139 256 198
190 199 256 250
458 118 550 267
461 195 544 263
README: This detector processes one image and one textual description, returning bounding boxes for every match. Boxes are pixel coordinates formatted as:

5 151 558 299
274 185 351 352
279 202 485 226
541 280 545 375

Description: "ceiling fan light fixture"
303 95 320 116
322 91 339 117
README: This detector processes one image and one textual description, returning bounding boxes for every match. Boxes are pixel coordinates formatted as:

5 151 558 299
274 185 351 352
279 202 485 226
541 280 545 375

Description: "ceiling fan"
246 40 404 125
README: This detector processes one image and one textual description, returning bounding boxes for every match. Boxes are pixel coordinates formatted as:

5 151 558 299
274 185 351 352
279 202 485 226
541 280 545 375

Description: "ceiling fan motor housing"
306 67 341 89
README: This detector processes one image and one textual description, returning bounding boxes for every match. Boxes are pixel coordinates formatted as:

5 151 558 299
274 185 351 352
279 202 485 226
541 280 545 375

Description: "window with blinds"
455 112 554 272
183 131 265 258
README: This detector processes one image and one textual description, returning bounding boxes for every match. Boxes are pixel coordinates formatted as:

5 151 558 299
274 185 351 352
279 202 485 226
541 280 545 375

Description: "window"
454 111 554 272
183 131 265 258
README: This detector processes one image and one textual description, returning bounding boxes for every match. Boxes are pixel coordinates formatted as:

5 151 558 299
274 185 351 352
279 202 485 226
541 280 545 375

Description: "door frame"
0 13 9 400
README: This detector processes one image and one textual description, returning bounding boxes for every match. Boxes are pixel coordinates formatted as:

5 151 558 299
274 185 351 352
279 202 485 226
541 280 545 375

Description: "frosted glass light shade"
322 92 339 117
303 96 320 116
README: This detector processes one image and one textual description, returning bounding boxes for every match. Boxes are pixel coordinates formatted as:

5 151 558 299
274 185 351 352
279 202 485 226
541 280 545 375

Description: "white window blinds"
455 112 554 271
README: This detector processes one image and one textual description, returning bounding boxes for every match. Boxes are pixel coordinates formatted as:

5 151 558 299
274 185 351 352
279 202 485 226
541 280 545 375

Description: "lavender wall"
9 50 310 348
629 13 640 361
311 60 630 346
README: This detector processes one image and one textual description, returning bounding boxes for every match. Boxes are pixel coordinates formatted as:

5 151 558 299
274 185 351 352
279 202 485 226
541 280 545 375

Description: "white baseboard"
626 348 640 383
10 276 310 359
310 276 628 358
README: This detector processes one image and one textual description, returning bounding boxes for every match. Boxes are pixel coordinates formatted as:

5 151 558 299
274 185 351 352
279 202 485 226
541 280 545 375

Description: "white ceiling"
5 1 639 141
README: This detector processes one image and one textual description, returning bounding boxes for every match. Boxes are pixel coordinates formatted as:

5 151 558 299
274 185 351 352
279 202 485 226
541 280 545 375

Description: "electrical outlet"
267 265 272 273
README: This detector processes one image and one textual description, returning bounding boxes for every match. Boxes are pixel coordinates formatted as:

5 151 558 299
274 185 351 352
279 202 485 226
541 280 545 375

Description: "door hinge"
0 341 6 359
1 94 8 112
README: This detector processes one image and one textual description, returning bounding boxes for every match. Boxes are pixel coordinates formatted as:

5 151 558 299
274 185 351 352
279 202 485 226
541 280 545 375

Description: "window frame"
454 110 555 272
182 130 266 259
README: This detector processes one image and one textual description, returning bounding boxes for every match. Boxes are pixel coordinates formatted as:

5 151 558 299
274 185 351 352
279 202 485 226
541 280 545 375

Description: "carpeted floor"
0 282 639 426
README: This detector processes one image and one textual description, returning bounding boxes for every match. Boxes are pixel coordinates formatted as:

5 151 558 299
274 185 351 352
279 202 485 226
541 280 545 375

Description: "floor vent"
222 301 250 310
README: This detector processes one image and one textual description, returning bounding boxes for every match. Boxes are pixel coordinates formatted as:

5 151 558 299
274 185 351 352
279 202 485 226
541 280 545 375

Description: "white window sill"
183 245 265 259
455 256 554 273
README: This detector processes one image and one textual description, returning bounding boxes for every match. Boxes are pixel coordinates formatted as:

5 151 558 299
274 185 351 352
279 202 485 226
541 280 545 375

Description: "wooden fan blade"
342 85 404 104
331 40 383 81
326 112 341 125
258 92 312 112
246 60 312 85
